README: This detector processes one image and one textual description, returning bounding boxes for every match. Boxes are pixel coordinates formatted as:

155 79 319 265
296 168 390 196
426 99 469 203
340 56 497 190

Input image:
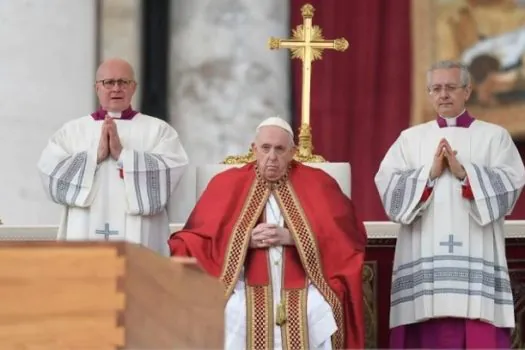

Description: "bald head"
96 58 135 81
95 58 137 112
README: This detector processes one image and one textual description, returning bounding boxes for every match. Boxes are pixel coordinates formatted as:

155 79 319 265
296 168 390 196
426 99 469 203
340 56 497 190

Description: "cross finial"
301 4 314 17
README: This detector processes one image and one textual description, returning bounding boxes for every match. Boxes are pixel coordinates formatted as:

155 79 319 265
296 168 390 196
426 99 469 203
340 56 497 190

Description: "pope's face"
427 67 471 118
95 61 136 113
252 126 296 181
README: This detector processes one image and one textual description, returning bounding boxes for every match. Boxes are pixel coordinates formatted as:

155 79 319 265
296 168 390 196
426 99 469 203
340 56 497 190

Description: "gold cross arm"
271 39 347 50
268 7 348 67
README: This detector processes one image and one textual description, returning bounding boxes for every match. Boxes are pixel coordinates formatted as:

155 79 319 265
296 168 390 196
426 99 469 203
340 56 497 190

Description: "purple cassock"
390 318 511 348
390 110 512 349
436 110 475 128
91 106 138 120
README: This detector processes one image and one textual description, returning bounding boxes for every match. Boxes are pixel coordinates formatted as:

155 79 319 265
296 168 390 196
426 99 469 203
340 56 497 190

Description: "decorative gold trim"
282 289 309 350
274 182 345 348
254 164 289 191
286 25 326 62
246 285 274 350
222 148 255 165
219 180 269 297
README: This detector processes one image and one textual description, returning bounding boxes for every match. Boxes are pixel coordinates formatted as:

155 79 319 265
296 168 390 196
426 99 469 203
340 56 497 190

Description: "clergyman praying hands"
105 116 123 160
430 138 466 180
97 119 110 164
442 140 466 180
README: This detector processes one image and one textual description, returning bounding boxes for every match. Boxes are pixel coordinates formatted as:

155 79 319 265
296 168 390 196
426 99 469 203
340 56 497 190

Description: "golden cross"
268 3 348 162
221 3 348 165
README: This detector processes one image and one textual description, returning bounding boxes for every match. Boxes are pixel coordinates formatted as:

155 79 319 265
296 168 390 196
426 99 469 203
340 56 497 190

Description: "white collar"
439 108 466 126
107 111 122 119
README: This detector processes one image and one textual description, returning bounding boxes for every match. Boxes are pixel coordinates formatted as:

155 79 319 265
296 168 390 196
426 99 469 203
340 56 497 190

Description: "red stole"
245 214 307 289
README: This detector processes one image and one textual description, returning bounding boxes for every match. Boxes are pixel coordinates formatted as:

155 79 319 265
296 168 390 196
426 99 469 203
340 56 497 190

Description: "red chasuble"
168 161 367 349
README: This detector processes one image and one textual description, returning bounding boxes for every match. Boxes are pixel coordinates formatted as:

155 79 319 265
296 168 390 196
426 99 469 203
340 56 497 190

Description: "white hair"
426 60 471 87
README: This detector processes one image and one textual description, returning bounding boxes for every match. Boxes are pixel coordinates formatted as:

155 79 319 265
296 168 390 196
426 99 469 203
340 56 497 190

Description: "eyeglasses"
428 84 466 95
96 79 134 89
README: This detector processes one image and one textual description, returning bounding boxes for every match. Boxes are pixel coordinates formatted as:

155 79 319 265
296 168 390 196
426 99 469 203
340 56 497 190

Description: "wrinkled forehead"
256 126 292 146
429 68 462 86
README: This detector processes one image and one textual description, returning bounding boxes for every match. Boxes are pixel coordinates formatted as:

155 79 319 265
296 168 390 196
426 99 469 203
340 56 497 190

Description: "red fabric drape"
290 0 412 220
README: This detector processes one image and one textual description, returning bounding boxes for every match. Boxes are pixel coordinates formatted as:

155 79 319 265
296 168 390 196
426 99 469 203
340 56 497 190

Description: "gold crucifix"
222 3 348 165
269 3 348 162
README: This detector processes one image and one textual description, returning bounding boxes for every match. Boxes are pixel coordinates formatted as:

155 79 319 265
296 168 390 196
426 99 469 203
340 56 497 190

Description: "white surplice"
37 113 189 256
375 118 525 329
224 194 337 349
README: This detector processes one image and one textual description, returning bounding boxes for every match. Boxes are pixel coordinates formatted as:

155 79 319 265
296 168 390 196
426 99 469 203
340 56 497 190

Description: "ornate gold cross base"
295 123 325 163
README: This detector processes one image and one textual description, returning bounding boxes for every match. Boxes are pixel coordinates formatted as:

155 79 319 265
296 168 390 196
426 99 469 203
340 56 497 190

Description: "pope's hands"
250 223 294 248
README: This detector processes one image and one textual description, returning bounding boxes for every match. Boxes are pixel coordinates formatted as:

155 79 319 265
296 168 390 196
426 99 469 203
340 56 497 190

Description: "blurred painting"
411 0 525 137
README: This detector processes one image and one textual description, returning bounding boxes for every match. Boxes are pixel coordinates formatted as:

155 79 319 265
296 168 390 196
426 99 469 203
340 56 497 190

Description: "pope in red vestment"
168 117 366 349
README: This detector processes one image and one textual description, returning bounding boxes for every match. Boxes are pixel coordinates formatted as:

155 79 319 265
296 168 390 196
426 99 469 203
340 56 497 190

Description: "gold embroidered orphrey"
222 3 349 165
219 177 345 349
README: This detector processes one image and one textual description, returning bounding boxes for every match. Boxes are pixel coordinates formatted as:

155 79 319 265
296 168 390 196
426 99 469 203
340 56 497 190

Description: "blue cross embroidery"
95 223 119 240
439 234 463 253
